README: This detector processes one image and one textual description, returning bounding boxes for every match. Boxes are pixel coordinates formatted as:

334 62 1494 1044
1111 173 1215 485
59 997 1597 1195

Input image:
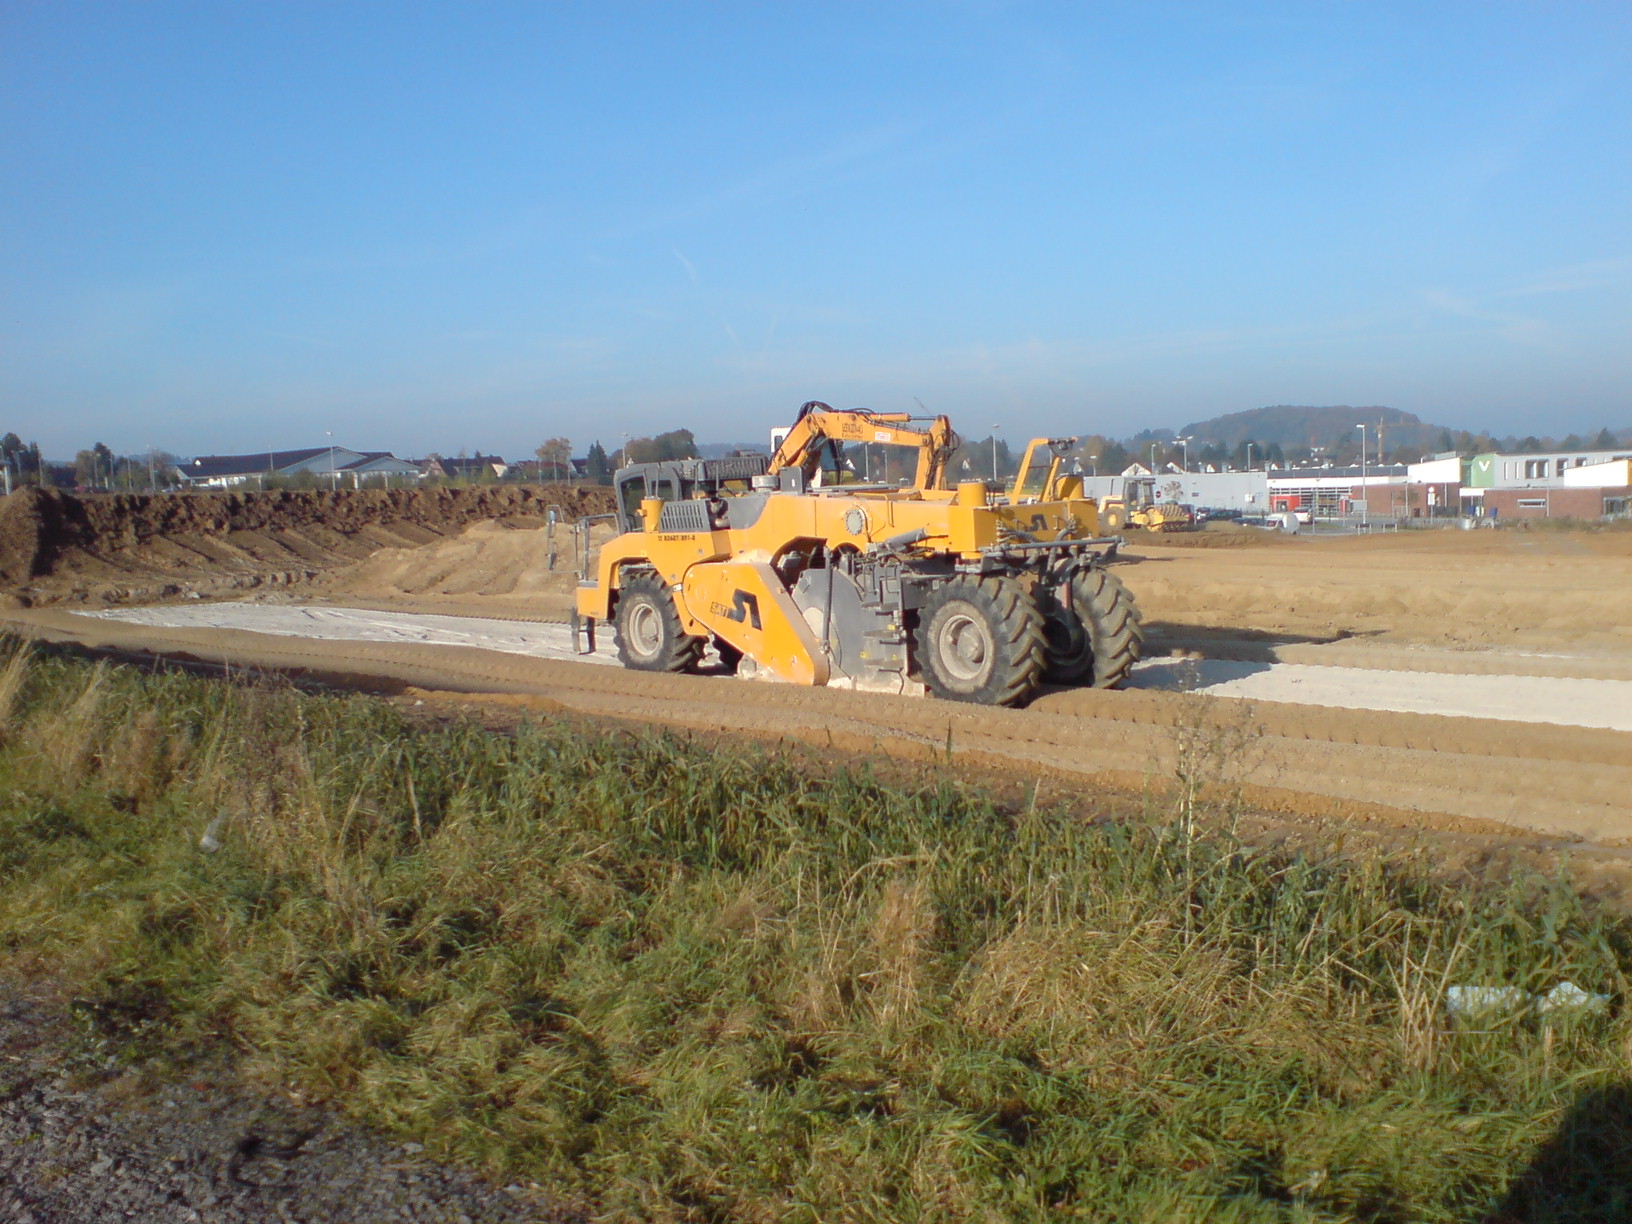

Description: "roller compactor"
575 403 1143 707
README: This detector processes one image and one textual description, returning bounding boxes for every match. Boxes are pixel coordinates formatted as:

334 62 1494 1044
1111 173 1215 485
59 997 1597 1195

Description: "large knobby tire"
613 572 705 673
915 576 1046 707
1039 568 1143 688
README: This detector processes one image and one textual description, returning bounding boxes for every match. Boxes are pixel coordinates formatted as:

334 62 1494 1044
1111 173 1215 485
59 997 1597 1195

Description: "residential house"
421 454 509 481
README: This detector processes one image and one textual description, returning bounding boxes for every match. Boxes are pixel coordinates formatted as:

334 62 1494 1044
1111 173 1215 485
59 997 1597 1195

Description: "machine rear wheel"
614 573 705 673
915 576 1045 706
1040 568 1143 688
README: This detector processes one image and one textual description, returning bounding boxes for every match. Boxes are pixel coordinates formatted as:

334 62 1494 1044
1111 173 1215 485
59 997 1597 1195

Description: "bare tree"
535 437 573 481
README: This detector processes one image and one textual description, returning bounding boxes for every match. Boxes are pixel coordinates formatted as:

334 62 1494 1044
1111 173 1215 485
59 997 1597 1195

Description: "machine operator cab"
768 425 853 488
611 455 773 534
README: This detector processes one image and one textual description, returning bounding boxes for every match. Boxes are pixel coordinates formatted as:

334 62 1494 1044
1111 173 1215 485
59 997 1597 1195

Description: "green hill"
1176 406 1448 454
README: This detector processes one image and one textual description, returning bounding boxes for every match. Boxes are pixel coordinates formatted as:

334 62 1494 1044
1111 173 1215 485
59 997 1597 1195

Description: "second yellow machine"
575 403 1143 707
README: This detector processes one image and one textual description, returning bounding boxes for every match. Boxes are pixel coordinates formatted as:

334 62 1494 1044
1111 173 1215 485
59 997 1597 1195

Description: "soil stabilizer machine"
574 402 1143 707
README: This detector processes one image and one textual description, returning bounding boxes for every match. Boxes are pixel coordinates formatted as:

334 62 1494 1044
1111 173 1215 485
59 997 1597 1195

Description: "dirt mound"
0 485 615 605
316 518 620 619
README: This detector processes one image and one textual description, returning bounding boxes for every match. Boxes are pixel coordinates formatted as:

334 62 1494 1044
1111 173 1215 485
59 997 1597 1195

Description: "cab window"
617 475 646 530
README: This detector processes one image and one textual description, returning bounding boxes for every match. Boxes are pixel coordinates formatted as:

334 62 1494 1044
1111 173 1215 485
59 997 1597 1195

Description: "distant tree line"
1072 423 1625 473
1 433 44 485
1 433 181 491
623 429 699 465
10 416 1621 498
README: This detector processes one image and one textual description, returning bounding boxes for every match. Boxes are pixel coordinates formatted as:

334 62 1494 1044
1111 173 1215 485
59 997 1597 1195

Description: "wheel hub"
627 602 662 658
938 609 993 682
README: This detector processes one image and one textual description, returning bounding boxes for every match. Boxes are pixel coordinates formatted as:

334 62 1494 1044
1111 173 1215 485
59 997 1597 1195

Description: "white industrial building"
177 447 422 489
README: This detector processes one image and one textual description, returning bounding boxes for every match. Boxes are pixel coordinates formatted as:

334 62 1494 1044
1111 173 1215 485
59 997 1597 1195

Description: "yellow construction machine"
1125 501 1193 533
1093 475 1193 534
574 402 1143 706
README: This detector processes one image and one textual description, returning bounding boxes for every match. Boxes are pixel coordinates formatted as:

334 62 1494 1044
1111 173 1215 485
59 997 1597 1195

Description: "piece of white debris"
1444 985 1529 1018
1445 981 1611 1020
1535 980 1611 1016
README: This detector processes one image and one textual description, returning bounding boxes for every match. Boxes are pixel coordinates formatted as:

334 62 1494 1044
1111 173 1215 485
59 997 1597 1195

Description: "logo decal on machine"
711 590 762 630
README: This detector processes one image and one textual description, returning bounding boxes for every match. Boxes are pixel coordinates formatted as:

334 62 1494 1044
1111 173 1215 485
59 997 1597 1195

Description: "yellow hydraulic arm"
767 401 960 491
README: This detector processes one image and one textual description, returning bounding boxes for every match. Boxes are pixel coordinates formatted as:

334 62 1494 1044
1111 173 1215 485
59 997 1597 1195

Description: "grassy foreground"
0 644 1627 1222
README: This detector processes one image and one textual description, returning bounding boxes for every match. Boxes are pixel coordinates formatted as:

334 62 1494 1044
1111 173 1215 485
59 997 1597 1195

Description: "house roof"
343 453 421 473
182 447 415 479
429 455 507 472
183 448 334 479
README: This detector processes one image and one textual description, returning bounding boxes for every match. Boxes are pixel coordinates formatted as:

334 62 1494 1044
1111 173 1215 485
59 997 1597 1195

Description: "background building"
178 447 421 489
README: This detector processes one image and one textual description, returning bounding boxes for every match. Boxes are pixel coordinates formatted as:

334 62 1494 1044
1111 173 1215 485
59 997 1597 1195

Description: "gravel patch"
0 987 583 1223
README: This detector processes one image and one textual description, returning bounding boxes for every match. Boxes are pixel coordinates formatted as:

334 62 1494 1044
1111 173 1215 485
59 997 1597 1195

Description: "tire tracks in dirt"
7 608 1629 851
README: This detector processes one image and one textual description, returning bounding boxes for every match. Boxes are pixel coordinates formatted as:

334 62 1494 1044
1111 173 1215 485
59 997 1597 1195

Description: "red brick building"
1482 486 1632 520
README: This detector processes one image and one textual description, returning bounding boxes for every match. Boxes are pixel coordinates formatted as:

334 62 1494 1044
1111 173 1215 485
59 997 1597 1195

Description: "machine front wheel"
614 572 706 673
915 576 1045 706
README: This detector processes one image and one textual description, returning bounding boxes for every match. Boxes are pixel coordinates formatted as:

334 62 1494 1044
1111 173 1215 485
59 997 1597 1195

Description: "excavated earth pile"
0 485 614 606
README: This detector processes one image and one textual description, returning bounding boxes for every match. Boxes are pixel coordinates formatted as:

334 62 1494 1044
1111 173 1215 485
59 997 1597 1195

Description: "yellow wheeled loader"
1126 502 1193 532
1091 478 1192 534
574 402 1143 706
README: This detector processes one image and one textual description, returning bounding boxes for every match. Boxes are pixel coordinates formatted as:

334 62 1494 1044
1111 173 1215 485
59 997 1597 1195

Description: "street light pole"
1246 442 1254 473
1149 442 1159 472
990 424 999 483
1176 435 1191 472
1356 423 1368 528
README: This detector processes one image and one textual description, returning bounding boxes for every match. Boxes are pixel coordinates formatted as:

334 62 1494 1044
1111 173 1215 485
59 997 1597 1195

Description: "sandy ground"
313 516 1632 658
1125 524 1632 659
7 611 1629 855
79 602 1632 733
5 513 1630 862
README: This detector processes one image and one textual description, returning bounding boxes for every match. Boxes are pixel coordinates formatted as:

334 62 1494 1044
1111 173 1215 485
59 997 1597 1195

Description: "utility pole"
1356 423 1368 529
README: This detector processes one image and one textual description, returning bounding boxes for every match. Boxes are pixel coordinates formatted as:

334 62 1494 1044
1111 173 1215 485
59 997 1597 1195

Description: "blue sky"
3 1 1629 460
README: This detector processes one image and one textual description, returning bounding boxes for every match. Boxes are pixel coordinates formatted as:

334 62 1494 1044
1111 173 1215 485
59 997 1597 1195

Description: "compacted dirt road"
15 604 1628 841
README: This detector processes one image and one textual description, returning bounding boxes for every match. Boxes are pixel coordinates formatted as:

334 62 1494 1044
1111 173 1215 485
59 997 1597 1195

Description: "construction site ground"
4 488 1630 903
